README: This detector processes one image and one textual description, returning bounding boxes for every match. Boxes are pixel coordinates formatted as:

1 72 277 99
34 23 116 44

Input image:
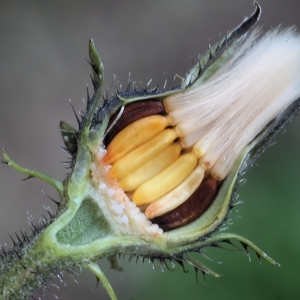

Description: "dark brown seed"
103 100 166 146
151 176 218 231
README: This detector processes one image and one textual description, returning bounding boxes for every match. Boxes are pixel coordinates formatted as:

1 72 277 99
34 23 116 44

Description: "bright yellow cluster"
104 115 205 219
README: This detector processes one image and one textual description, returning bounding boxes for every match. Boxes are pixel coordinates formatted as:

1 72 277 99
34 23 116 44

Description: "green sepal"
86 263 118 300
185 2 261 88
203 232 280 267
60 121 78 155
108 255 123 271
2 148 63 193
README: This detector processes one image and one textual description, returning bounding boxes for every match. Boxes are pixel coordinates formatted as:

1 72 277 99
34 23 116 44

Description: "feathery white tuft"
164 28 300 180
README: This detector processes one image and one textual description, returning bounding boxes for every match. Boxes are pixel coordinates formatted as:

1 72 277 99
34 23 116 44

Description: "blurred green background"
1 1 300 299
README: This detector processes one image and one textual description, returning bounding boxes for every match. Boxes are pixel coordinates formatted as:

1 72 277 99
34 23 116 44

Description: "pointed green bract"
60 121 78 155
3 148 63 193
86 263 118 300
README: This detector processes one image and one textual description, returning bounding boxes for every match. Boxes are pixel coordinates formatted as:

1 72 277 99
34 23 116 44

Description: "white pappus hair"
164 28 300 180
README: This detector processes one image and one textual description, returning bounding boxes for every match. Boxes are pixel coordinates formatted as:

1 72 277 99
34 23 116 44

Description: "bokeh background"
1 1 300 299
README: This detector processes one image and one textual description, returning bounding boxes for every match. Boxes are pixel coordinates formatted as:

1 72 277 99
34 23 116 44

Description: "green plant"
1 3 300 299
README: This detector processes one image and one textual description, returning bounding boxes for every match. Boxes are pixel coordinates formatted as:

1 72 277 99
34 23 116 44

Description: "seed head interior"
102 28 300 231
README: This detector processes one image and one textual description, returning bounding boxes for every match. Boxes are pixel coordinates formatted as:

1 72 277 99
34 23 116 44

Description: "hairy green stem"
0 236 69 299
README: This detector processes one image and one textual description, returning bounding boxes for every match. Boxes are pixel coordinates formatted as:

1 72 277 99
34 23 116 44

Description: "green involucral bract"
4 4 300 299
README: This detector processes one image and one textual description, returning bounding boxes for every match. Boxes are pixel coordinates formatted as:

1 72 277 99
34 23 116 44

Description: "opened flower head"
90 2 300 234
2 3 300 299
